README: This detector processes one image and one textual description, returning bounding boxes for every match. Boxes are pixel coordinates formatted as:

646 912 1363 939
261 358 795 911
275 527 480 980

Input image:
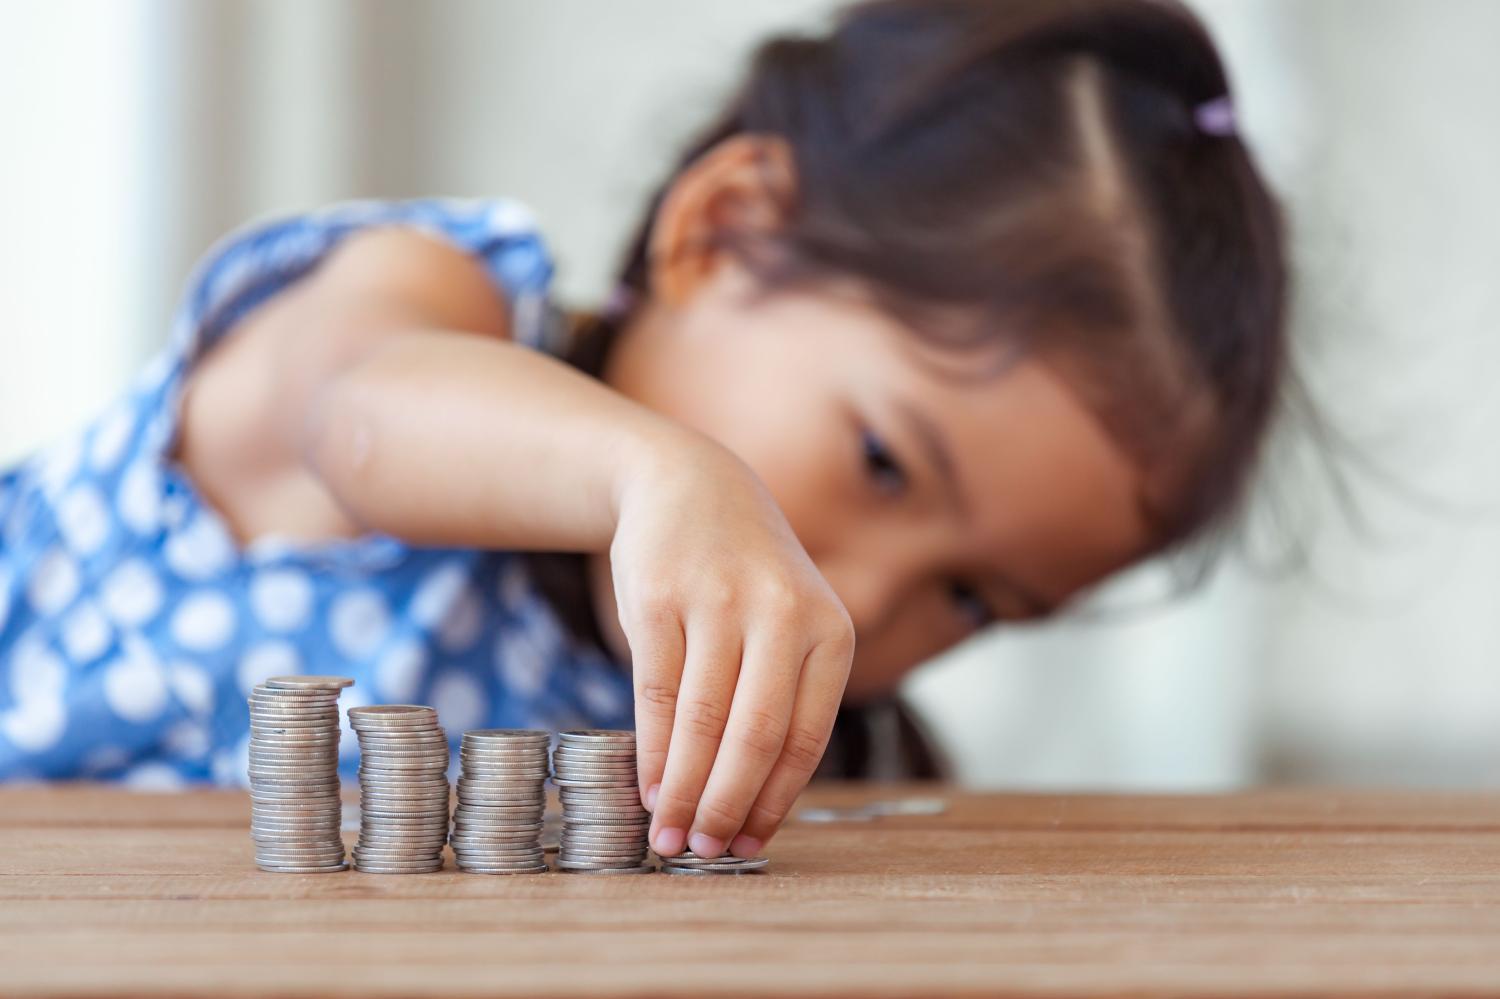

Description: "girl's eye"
947 579 997 630
861 428 907 496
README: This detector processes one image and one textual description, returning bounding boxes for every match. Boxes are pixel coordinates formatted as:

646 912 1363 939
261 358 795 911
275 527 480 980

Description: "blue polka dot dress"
0 198 634 788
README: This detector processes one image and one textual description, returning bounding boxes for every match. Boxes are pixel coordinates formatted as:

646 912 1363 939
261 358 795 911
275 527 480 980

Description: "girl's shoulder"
182 197 561 360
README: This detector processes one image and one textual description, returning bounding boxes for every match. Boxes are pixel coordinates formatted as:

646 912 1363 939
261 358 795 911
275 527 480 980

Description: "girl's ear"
648 134 796 307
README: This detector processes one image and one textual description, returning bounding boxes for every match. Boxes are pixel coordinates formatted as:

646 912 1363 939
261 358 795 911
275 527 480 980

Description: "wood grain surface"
2 783 1498 997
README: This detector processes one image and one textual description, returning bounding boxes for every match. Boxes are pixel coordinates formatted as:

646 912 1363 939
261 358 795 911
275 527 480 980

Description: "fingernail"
645 783 659 812
688 832 725 859
653 826 686 856
729 834 763 858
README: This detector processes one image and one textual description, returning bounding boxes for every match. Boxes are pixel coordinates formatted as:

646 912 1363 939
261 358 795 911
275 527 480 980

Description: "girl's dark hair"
537 0 1291 780
583 0 1289 559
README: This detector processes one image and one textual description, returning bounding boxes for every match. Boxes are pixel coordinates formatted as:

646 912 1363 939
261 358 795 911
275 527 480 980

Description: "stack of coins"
449 729 550 874
348 705 451 874
247 675 353 873
552 729 653 874
660 852 770 875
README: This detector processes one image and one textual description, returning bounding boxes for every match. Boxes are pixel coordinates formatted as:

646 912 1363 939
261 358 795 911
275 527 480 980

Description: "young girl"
0 0 1286 862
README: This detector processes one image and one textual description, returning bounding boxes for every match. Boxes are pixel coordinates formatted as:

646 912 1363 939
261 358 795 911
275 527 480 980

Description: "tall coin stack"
552 729 653 874
348 705 451 874
449 729 550 874
247 675 354 873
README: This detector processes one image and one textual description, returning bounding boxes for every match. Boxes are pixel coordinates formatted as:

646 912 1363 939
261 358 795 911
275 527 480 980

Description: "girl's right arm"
183 227 854 859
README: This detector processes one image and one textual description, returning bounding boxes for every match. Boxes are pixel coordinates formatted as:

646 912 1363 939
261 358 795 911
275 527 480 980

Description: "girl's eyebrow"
894 400 970 521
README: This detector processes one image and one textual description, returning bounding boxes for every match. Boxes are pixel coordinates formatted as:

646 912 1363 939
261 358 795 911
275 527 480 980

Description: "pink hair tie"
1193 95 1236 138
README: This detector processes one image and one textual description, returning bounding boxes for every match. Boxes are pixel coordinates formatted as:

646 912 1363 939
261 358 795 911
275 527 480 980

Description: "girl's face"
598 260 1155 701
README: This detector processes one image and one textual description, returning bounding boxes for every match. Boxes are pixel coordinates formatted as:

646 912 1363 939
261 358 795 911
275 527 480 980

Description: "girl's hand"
611 429 855 860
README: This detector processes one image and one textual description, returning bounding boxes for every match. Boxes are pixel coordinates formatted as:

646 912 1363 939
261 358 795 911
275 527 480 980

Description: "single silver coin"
660 860 769 875
256 862 349 874
264 675 355 690
554 861 655 874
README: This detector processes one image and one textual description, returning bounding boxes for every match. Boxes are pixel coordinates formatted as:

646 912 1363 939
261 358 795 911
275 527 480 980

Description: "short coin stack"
247 675 353 873
660 852 771 875
552 729 653 874
449 729 550 874
348 705 451 874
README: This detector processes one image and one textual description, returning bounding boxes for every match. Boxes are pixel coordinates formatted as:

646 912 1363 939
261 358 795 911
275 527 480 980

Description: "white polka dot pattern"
0 198 635 784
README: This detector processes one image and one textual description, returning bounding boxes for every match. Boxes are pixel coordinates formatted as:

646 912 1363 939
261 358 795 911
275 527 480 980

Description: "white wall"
2 0 1496 788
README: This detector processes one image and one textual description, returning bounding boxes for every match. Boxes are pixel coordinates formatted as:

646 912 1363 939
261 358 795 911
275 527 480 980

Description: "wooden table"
2 784 1498 997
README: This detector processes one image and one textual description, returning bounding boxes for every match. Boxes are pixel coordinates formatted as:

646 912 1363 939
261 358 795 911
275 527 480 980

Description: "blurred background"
2 0 1497 789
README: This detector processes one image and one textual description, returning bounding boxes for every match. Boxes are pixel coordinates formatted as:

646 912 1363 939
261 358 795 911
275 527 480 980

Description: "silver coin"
250 805 344 815
551 746 637 759
554 861 655 874
249 734 341 746
358 763 451 774
357 811 450 823
449 823 545 836
560 824 650 838
459 858 555 870
461 745 550 757
359 789 450 801
248 710 340 720
464 728 550 741
264 675 355 690
660 859 769 875
453 856 547 868
662 852 769 868
251 834 343 846
452 803 543 815
561 841 649 854
555 762 642 780
554 781 638 794
248 764 341 777
558 846 645 858
357 775 451 787
253 684 345 698
256 861 349 874
251 833 345 846
456 783 547 796
460 764 549 776
248 697 341 709
449 839 545 851
251 686 343 697
248 788 342 800
353 863 444 875
450 841 545 853
249 721 340 732
452 805 542 818
556 729 636 743
454 793 541 807
352 846 441 858
360 799 450 813
555 782 641 794
357 740 451 752
249 749 339 759
551 761 639 773
254 848 347 860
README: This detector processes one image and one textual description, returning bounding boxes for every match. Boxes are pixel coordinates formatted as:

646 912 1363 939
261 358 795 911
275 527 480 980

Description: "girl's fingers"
729 633 850 856
624 603 687 812
649 623 742 856
685 630 804 858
